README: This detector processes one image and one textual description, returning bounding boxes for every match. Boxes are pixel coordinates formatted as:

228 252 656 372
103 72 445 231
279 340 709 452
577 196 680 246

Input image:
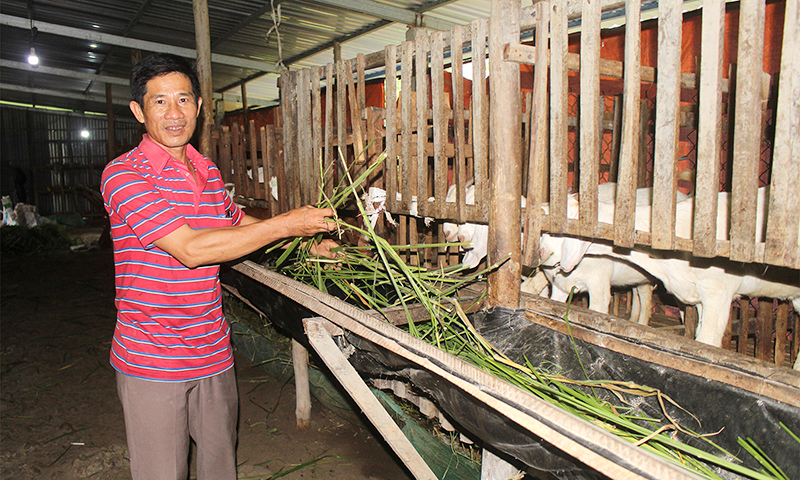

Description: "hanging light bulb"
28 46 39 66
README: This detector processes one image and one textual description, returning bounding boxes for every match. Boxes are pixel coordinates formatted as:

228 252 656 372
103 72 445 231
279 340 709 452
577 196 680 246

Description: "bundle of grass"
1 223 73 257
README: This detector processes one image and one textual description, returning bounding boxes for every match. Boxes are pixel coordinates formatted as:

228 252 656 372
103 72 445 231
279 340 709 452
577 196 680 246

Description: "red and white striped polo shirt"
101 134 244 382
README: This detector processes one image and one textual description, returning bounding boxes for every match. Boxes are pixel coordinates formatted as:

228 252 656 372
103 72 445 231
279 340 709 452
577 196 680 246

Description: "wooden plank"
415 35 430 218
684 306 698 340
231 122 243 199
522 2 549 267
549 0 569 234
520 293 800 406
219 126 232 185
730 0 766 263
431 31 448 218
324 63 335 200
292 339 311 430
385 46 398 212
775 302 790 367
281 72 299 210
336 60 348 179
651 0 682 249
693 0 725 258
579 0 601 238
471 18 490 221
738 299 751 356
401 41 415 212
608 95 622 182
259 127 269 203
451 25 468 222
312 67 323 203
248 119 258 200
488 0 522 309
304 318 438 480
756 299 773 362
451 25 469 220
297 69 313 205
637 100 651 189
765 0 800 269
357 53 366 117
345 59 365 163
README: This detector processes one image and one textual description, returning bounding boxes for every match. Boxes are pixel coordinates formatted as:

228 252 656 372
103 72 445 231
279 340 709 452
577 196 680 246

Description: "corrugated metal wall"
1 106 140 217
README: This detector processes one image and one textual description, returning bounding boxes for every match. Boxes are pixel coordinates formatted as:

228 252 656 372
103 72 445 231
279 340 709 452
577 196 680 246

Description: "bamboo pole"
487 0 522 309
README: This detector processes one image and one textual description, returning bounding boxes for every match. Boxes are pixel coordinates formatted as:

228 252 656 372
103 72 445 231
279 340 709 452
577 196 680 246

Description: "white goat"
547 187 800 369
443 183 656 323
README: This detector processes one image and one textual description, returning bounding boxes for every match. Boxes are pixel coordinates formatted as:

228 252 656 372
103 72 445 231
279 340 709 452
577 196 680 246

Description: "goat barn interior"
1 0 799 479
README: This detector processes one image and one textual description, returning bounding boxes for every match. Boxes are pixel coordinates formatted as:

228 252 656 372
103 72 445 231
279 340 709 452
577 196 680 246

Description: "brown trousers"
116 368 238 480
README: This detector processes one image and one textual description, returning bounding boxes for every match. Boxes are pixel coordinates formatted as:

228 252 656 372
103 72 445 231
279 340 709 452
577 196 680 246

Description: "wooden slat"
608 95 622 182
297 69 312 205
274 125 289 215
651 0 682 249
431 31 448 218
738 299 751 356
764 0 800 269
522 2 549 267
756 299 773 361
231 122 243 199
451 24 468 221
693 0 725 258
259 127 269 203
579 0 601 238
324 63 335 199
357 53 366 117
773 302 789 366
471 18 489 221
336 61 347 179
415 34 430 218
400 41 415 212
248 119 258 200
549 0 569 233
219 126 232 185
384 46 398 212
729 0 766 263
281 73 298 210
311 67 323 202
345 59 365 163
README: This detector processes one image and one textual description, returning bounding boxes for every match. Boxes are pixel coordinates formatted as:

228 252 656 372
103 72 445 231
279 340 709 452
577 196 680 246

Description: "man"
101 53 336 480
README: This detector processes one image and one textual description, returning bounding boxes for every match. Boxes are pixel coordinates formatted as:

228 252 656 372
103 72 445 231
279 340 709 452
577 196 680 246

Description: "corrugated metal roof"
0 0 493 116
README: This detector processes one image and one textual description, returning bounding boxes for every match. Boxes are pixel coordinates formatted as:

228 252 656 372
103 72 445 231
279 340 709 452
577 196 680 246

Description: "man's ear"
130 101 144 123
196 97 202 118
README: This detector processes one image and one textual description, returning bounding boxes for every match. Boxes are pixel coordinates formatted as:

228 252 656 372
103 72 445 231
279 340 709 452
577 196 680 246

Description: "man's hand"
278 205 337 238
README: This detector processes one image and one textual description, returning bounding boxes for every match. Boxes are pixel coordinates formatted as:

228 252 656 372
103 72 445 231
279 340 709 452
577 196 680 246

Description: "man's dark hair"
130 53 201 107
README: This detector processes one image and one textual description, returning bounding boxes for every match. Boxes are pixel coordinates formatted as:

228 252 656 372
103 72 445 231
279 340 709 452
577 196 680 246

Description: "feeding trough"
222 261 800 480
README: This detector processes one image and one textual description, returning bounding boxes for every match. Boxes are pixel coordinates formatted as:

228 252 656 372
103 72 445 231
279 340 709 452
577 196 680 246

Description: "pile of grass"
1 223 73 257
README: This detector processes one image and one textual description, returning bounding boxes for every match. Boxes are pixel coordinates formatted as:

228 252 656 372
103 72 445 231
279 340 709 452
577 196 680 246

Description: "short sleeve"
223 188 245 226
102 162 187 247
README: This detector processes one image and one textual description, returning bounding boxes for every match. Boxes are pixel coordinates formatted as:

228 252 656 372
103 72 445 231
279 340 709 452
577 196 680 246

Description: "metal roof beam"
211 0 287 50
0 59 130 86
0 83 131 106
0 14 278 73
310 0 456 31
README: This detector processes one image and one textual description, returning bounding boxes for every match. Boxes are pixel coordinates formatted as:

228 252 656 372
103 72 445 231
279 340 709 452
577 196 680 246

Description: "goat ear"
559 238 591 272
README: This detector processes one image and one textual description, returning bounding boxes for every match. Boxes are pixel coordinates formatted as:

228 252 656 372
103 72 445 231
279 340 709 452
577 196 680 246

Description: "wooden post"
193 0 214 157
241 81 249 134
292 339 311 430
487 0 522 309
106 83 116 162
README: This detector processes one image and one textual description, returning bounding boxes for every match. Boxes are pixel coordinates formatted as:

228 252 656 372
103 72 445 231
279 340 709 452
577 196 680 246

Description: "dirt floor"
0 246 417 480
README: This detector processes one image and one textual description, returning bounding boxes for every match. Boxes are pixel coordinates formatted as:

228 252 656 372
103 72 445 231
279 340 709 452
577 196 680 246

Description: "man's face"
130 72 202 158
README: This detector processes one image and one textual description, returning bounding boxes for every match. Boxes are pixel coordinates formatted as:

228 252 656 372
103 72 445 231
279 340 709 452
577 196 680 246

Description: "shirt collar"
138 134 210 175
